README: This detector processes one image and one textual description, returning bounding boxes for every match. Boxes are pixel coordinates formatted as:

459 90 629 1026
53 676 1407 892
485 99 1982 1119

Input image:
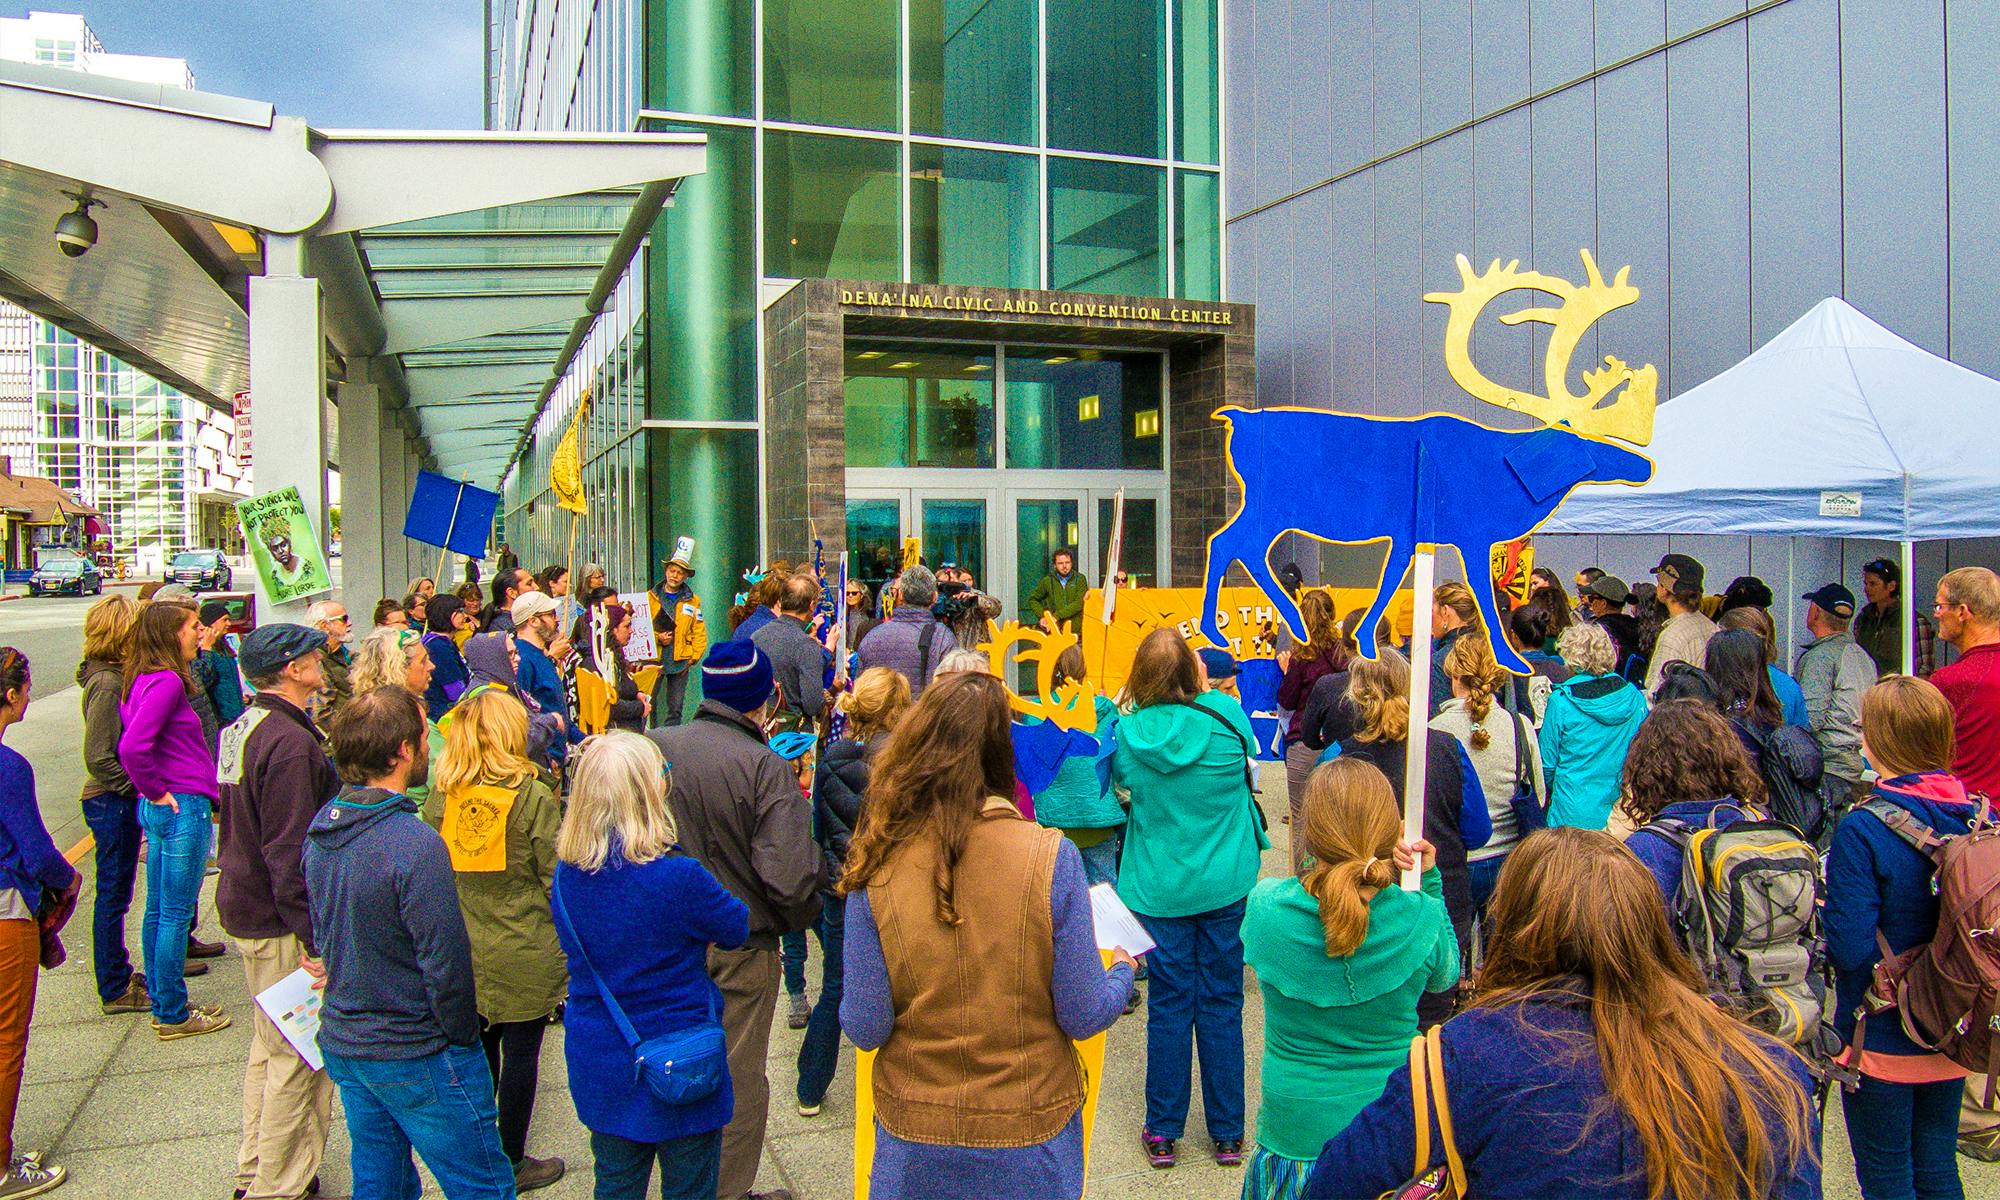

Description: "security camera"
54 192 103 258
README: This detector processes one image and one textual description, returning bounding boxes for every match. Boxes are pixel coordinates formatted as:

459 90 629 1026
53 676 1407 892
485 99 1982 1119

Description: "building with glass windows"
493 0 1237 626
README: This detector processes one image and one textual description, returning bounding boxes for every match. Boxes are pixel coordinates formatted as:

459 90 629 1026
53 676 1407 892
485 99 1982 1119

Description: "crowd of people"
0 545 1986 1200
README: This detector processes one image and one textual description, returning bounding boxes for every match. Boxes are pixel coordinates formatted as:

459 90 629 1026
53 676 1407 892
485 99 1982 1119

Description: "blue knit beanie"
702 639 774 713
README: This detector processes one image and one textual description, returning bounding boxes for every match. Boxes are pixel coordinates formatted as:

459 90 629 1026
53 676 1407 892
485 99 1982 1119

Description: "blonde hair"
557 731 679 870
82 593 138 664
351 626 427 695
433 688 538 798
1557 620 1618 677
1443 634 1510 751
1346 647 1411 743
1861 675 1957 779
1434 580 1483 633
840 666 912 742
1298 758 1401 955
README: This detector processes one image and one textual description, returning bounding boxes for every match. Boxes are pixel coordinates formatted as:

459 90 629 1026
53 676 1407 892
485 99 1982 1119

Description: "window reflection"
909 0 1037 146
764 132 902 282
1048 158 1165 296
1004 348 1163 470
844 342 998 469
911 144 1039 289
763 0 898 130
1046 0 1164 158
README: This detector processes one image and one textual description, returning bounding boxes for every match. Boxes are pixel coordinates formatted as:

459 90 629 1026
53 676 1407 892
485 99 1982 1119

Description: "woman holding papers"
839 671 1136 1200
1240 758 1458 1200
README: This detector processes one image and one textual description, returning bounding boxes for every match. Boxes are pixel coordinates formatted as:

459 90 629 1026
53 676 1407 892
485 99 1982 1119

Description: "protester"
580 600 648 733
1654 661 1724 708
403 592 428 627
1431 635 1541 913
1827 676 1979 1200
422 594 475 721
731 571 782 642
650 543 707 728
1502 601 1570 722
1113 629 1269 1169
1855 558 1937 678
408 577 438 601
752 575 832 732
1028 548 1089 637
1538 621 1648 832
1720 575 1776 617
511 592 577 748
216 624 340 1200
856 566 946 698
482 568 533 634
1199 647 1241 698
194 599 246 727
307 687 517 1200
305 599 353 725
1336 649 1478 1024
1717 605 1811 726
1931 566 2000 798
839 671 1135 1200
1642 554 1720 694
0 646 76 1198
421 688 567 1191
1240 759 1457 1200
455 581 485 612
1798 582 1878 808
1579 574 1642 675
373 598 408 631
553 732 747 1200
1525 569 1574 642
651 640 822 1200
463 632 563 766
1705 628 1790 767
1618 701 1764 906
76 596 149 1017
1303 826 1819 1200
1028 648 1124 887
931 568 1002 654
118 601 228 1039
348 626 443 804
1277 590 1350 839
797 667 911 1118
843 579 877 652
1425 583 1482 717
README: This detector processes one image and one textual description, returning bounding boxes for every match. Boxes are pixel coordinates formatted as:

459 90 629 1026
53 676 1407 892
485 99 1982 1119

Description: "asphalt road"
0 591 123 850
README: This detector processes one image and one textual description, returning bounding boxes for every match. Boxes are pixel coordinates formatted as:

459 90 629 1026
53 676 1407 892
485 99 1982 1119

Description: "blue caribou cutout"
1198 407 1652 675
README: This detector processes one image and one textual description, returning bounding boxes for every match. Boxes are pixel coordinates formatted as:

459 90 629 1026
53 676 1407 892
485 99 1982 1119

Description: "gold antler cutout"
1424 250 1657 446
979 622 1098 733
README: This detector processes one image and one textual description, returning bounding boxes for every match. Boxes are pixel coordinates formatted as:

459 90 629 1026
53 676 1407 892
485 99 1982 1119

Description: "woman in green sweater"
1029 646 1123 886
1240 757 1459 1200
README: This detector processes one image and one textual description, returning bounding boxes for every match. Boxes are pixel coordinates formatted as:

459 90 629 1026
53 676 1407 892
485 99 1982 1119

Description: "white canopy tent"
1548 297 2000 673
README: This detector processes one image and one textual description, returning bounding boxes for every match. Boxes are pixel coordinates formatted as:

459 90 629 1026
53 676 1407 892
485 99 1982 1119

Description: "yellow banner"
438 783 515 873
549 393 590 515
1080 586 1417 696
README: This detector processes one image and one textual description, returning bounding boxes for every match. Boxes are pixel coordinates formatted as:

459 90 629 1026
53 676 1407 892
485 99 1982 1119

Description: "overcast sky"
43 1 484 128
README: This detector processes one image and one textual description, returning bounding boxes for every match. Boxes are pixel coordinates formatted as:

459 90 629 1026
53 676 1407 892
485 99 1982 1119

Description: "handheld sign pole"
435 483 462 589
1099 488 1125 680
1400 547 1436 892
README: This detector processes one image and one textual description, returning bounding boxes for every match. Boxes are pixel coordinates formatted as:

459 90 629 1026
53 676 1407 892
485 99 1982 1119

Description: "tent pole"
1902 539 1916 676
1401 547 1436 892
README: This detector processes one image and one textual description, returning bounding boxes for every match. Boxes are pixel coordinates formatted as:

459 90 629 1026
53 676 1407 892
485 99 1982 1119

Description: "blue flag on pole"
403 471 500 559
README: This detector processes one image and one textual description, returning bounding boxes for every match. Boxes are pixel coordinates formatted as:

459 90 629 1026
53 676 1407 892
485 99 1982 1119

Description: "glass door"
918 495 989 588
1014 493 1087 626
844 493 906 603
1096 493 1161 589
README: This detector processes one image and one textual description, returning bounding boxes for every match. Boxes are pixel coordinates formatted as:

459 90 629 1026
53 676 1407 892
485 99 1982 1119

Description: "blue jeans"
1467 853 1507 916
80 792 141 1003
795 891 847 1106
781 928 809 996
1841 1074 1963 1200
589 1128 720 1200
1071 830 1121 888
1136 898 1247 1141
324 1044 516 1200
135 793 212 1024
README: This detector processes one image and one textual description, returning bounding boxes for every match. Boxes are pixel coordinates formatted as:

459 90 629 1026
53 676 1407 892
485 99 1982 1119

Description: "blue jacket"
422 632 469 722
553 850 748 1143
1769 665 1809 728
1825 770 1985 1060
0 746 75 911
303 785 479 1060
1304 996 1821 1199
1538 672 1648 829
1624 796 1753 912
196 647 246 725
515 639 581 746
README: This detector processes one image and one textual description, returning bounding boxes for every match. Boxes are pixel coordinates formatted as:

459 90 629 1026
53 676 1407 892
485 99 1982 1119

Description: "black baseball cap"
1803 583 1856 619
1651 553 1705 592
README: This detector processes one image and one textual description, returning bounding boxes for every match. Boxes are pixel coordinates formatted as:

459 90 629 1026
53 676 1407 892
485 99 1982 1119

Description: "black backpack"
1750 721 1827 843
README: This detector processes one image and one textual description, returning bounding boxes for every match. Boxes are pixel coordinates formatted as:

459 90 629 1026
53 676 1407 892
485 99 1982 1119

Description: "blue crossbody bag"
551 872 727 1107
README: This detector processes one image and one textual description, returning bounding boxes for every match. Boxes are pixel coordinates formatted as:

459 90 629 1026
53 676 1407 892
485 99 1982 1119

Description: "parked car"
167 549 233 592
201 591 257 635
29 557 102 596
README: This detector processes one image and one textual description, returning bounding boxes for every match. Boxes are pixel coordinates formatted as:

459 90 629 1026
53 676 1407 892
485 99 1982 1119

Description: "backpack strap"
1405 1033 1430 1180
916 621 938 686
550 867 720 1055
1633 816 1696 853
1424 1025 1466 1186
1858 798 1950 860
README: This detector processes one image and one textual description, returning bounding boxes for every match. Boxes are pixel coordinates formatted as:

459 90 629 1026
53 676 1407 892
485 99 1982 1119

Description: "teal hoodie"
1537 671 1649 829
1112 691 1270 918
1242 868 1460 1160
1030 695 1124 830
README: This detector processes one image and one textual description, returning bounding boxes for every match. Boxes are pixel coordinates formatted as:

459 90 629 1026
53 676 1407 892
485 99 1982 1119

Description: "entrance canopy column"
248 234 329 623
335 367 384 614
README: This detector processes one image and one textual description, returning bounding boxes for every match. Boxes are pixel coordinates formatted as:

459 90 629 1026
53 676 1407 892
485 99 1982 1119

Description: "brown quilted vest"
867 797 1086 1147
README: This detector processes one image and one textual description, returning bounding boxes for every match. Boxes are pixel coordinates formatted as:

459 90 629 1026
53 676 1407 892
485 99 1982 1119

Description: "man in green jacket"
1028 548 1089 637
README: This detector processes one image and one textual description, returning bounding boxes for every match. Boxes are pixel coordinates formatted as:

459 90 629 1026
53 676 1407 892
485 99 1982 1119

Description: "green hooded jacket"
1111 690 1270 918
1242 867 1460 1159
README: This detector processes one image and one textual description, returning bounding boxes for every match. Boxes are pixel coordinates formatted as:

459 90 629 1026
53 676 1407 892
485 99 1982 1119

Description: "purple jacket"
854 606 945 698
118 670 219 803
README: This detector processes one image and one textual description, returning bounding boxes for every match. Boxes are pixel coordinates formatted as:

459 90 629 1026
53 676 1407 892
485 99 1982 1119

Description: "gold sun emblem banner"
440 783 515 872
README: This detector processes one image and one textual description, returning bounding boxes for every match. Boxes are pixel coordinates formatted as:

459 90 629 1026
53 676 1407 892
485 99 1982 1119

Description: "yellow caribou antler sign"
978 622 1097 733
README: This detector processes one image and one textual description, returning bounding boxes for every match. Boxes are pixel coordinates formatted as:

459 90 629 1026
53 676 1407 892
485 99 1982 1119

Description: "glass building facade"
494 0 1222 623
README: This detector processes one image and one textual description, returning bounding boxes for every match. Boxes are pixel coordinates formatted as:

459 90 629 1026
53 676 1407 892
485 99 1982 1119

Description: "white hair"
306 599 345 625
557 732 679 870
935 648 993 677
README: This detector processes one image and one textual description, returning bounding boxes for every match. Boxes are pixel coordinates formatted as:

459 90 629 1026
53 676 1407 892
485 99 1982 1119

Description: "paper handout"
1088 883 1156 958
254 967 324 1071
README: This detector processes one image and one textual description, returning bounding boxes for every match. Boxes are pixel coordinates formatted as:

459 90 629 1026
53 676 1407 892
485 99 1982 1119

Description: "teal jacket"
1243 868 1460 1160
1030 695 1124 830
1112 691 1269 918
1028 571 1089 631
1537 672 1649 830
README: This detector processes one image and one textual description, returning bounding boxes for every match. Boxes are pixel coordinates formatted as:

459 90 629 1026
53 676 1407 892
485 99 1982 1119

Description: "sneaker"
181 959 209 978
99 977 149 1015
1142 1130 1177 1169
0 1153 65 1198
797 1100 822 1117
185 936 225 959
1960 1130 2000 1162
787 991 811 1030
153 1007 231 1040
512 1156 564 1192
1213 1138 1246 1167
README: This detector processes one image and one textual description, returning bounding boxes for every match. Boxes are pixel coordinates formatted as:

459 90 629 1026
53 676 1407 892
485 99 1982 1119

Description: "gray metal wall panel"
1947 1 2000 376
1666 24 1750 394
1251 0 1296 210
1421 133 1476 416
1326 174 1379 411
1374 0 1424 155
1841 0 1949 355
1420 0 1474 139
1290 192 1335 409
1594 55 1671 400
1231 212 1258 314
1262 208 1298 408
1326 1 1379 179
1472 0 1530 115
1530 0 1594 92
1225 0 1261 217
1669 534 1749 589
1372 155 1425 417
1472 107 1536 411
1667 0 1742 41
1595 0 1663 66
1747 0 1842 348
1289 0 1335 192
1529 83 1598 407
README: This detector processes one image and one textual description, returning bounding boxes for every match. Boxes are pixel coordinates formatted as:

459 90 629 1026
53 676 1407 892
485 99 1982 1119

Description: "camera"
54 193 102 258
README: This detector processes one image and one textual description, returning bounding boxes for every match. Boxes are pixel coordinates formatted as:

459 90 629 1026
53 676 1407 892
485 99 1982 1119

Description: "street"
0 591 112 851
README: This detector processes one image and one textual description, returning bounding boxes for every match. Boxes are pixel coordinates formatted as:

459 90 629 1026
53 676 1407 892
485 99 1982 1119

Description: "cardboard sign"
236 487 333 605
617 592 658 662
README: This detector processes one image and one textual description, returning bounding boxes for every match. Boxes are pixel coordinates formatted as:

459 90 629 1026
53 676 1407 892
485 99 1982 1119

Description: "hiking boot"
512 1156 564 1192
1960 1129 2000 1162
182 959 209 978
1142 1130 1177 1169
786 992 810 1030
1212 1138 1246 1166
0 1153 65 1199
154 1007 231 1040
99 977 149 1015
186 935 225 959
